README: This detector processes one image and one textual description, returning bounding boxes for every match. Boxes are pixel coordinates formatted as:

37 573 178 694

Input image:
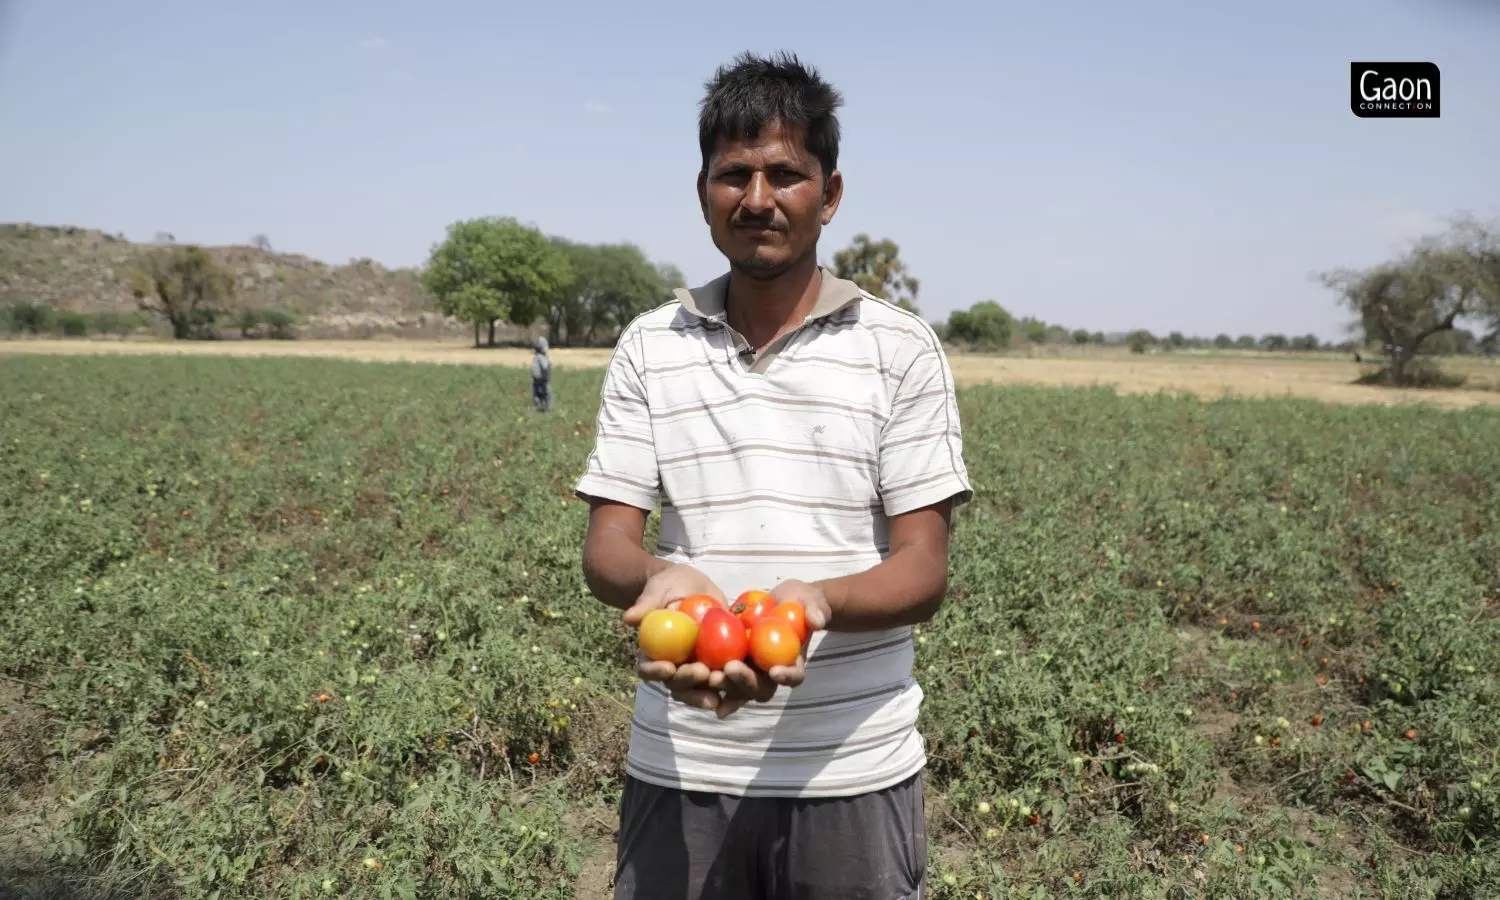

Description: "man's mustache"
731 215 784 231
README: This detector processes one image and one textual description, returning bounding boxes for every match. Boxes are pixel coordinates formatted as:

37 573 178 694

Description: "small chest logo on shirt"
812 424 826 436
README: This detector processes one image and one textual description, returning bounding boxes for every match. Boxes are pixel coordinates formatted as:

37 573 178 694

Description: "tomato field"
2 353 1498 899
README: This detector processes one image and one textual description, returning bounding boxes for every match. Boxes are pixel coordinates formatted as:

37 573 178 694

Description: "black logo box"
1351 62 1441 118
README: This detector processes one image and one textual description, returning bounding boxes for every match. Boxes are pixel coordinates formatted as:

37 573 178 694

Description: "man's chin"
729 249 799 280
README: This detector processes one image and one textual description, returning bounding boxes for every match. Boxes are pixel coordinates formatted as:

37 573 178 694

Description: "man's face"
698 120 842 279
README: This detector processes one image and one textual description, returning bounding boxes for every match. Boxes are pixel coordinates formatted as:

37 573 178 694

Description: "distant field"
3 337 1499 410
2 353 1498 898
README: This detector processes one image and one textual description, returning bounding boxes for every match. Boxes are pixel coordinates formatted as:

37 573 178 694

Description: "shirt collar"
673 267 864 324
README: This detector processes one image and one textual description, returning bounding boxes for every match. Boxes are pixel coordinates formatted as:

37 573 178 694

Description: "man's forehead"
709 122 812 164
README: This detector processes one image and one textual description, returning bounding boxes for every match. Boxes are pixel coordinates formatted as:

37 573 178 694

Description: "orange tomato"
677 593 724 625
770 601 808 643
694 607 749 671
733 590 777 630
748 618 801 671
638 609 698 664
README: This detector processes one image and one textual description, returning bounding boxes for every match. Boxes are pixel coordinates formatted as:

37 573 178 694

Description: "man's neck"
724 255 823 351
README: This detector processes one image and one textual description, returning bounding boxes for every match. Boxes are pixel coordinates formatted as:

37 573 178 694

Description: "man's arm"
814 499 953 631
581 499 669 611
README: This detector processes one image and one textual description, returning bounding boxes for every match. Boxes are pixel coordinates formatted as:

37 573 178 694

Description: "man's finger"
637 658 677 682
667 662 712 692
716 694 750 718
767 659 806 688
671 688 721 710
723 660 778 703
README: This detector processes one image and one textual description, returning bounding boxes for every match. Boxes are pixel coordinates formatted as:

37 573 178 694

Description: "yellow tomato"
638 609 698 664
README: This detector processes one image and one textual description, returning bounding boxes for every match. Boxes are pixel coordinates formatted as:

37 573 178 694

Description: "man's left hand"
714 579 832 718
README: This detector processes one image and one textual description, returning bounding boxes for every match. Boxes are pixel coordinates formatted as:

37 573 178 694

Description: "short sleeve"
574 322 660 511
878 332 973 517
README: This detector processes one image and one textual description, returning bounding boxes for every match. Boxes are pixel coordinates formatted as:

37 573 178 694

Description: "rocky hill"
0 223 470 337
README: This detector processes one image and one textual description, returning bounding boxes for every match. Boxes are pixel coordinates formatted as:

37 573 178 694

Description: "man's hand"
713 579 832 718
624 563 729 711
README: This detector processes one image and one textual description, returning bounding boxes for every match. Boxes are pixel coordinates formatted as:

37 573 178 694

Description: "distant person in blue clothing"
531 336 553 412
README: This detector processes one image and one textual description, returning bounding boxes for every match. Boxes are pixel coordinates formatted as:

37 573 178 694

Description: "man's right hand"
623 563 729 711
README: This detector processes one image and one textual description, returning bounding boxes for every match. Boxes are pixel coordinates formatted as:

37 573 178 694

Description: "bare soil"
4 339 1499 410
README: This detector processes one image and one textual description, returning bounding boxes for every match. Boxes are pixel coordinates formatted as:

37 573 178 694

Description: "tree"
1072 328 1092 345
1234 335 1256 349
251 234 273 252
1213 333 1233 349
422 217 573 347
129 245 234 339
831 234 920 313
945 301 1014 351
1290 333 1321 351
548 239 671 346
1319 214 1500 385
1126 330 1155 354
1260 334 1289 351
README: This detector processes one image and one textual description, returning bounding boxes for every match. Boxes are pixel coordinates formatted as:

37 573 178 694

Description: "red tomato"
676 593 724 625
770 601 808 643
748 618 801 671
695 608 749 671
733 590 776 630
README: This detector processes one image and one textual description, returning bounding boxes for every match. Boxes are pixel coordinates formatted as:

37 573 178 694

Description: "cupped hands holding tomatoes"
627 568 831 718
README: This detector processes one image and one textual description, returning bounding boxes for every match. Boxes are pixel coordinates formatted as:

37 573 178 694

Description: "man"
575 51 971 899
531 335 553 412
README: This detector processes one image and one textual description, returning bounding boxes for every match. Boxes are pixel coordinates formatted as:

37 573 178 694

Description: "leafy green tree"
1289 333 1321 351
1320 214 1500 385
422 217 573 347
1126 330 1156 354
1168 331 1187 348
831 234 920 313
1213 333 1233 349
1260 334 1289 351
1072 329 1092 344
130 245 234 339
944 301 1014 351
548 240 670 345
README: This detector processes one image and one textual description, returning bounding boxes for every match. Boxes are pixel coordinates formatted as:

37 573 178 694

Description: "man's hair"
697 51 844 179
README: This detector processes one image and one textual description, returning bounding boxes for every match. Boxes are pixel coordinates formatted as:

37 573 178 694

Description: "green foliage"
1126 329 1155 353
130 245 235 339
1214 333 1234 349
421 217 573 346
3 356 1499 898
945 301 1015 351
1072 329 1093 345
547 240 671 346
831 233 920 313
1235 335 1257 349
52 310 88 337
1320 214 1500 385
1261 334 1289 351
5 301 54 334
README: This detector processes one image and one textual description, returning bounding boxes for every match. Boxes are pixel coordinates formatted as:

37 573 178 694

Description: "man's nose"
742 172 775 213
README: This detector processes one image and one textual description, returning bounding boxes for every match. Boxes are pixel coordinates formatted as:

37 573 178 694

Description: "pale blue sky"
1 0 1496 340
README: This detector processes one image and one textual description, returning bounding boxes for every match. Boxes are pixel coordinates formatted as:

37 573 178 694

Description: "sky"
1 0 1496 341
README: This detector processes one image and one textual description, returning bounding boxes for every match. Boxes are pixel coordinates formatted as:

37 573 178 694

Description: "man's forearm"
814 543 950 632
582 526 670 611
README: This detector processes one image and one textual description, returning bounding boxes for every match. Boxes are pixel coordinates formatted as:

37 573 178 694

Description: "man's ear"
697 169 709 224
820 168 844 226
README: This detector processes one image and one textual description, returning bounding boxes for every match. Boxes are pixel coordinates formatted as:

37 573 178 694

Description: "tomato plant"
638 609 698 664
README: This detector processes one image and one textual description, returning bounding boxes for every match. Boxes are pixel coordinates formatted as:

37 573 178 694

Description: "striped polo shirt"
575 267 972 799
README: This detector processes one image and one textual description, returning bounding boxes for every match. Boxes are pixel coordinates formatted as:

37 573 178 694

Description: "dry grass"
4 337 1499 410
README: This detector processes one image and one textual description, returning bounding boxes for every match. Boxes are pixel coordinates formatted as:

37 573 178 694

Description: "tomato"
748 618 801 671
770 601 808 643
638 609 698 664
733 590 777 630
694 607 749 671
676 593 724 625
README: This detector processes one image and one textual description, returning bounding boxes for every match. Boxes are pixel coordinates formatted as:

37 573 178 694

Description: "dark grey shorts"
612 772 927 900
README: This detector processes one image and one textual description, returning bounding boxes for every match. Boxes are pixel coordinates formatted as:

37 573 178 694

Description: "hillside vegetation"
0 224 454 337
